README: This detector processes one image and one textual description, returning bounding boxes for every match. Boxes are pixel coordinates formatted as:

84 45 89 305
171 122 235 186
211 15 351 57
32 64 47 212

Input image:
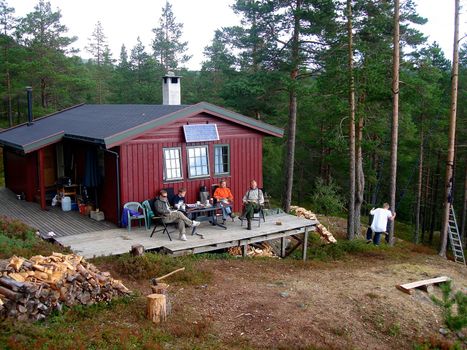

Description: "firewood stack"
228 242 278 257
290 206 337 244
0 253 131 322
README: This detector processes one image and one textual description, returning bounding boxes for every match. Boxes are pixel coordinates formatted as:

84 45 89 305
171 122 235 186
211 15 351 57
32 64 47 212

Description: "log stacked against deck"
290 206 337 244
0 253 131 322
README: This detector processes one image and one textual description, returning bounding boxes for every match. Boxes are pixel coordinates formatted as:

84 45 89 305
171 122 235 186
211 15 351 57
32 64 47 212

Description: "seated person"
241 179 264 230
154 189 200 241
213 179 236 222
171 188 187 212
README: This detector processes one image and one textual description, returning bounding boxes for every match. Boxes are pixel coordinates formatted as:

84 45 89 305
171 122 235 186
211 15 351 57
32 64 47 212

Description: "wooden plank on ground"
396 276 451 294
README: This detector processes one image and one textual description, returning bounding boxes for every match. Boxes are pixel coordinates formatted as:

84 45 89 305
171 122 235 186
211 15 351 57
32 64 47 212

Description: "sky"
11 0 467 70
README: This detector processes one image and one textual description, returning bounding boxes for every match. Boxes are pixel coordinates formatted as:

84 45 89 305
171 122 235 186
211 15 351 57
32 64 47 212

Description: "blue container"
71 203 79 211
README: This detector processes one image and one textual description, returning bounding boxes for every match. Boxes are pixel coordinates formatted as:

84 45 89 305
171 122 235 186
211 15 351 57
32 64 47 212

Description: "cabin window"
187 145 209 178
214 145 230 175
163 147 183 181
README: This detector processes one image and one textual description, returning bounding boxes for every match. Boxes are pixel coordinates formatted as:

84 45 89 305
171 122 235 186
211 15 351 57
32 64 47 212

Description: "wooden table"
186 204 227 237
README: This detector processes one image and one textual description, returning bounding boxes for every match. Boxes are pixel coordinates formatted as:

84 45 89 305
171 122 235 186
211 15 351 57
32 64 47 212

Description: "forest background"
0 0 466 248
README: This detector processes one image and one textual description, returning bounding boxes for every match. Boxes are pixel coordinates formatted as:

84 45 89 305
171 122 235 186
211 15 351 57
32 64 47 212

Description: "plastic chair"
123 202 147 232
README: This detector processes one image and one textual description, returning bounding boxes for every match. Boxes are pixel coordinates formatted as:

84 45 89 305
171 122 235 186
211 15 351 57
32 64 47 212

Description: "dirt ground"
117 248 466 350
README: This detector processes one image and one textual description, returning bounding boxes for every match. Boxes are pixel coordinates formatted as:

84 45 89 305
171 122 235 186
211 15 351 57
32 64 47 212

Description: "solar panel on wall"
183 124 219 142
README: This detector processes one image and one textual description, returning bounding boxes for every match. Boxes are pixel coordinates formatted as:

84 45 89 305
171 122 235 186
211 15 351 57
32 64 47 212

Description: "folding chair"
150 216 173 241
241 205 266 228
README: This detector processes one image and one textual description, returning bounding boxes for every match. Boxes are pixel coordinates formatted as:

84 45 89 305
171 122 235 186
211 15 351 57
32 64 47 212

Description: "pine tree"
86 21 110 103
0 0 16 126
16 0 77 109
152 1 191 72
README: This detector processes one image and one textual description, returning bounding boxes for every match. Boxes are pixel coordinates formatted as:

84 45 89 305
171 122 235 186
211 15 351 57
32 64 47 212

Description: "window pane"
187 146 209 178
163 147 182 180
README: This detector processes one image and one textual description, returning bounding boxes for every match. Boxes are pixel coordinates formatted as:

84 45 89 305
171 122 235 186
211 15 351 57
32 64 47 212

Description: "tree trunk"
282 0 301 213
347 0 356 240
388 0 400 246
460 165 467 248
439 0 459 258
421 164 431 242
355 115 365 237
414 127 424 243
429 152 441 244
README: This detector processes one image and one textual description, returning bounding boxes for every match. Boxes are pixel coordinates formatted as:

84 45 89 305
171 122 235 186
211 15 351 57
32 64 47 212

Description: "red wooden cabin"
0 79 283 226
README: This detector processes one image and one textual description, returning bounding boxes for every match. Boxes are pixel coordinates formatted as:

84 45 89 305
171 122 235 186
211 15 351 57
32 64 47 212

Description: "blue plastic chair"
123 202 147 232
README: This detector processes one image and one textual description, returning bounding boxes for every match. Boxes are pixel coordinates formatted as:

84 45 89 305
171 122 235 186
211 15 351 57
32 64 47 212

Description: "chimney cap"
26 86 32 91
163 71 181 78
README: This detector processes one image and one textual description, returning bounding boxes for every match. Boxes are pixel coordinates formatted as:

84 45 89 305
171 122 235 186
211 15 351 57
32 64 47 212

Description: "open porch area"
56 213 316 259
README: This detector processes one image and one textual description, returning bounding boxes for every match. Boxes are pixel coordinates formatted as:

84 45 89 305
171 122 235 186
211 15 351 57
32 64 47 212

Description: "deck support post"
302 227 309 261
242 244 248 257
281 236 287 257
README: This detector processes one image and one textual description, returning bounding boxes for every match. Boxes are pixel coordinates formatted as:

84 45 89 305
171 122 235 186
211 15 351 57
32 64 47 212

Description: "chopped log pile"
0 253 131 322
290 206 337 244
228 242 278 257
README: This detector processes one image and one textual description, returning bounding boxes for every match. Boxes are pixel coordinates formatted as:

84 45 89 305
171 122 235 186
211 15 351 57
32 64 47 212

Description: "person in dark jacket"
154 189 200 241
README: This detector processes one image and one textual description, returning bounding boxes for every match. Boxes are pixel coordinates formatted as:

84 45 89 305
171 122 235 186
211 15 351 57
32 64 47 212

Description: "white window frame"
187 145 210 178
214 144 230 176
163 147 183 181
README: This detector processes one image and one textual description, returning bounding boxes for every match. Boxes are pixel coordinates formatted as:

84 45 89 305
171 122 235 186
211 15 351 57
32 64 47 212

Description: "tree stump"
146 294 167 324
150 283 171 315
130 244 144 256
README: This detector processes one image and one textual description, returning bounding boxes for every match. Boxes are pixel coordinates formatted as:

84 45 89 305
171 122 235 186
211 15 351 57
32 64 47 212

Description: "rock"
279 291 289 298
439 327 449 336
456 331 465 339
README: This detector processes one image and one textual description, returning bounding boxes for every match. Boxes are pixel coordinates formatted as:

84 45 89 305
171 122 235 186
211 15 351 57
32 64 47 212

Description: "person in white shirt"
367 203 396 245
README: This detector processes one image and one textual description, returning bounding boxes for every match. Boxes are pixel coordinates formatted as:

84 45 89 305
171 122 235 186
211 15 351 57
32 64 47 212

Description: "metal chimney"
26 87 33 126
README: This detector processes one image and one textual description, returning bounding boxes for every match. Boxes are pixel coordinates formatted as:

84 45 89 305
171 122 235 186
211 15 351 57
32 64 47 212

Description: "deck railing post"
302 227 309 261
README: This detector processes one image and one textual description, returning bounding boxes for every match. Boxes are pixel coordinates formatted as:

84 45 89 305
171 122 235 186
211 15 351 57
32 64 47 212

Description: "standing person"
241 180 264 230
213 180 236 222
154 189 200 241
367 203 396 245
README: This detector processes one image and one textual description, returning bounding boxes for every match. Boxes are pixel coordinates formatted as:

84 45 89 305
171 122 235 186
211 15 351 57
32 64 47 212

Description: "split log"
146 294 167 324
0 285 21 301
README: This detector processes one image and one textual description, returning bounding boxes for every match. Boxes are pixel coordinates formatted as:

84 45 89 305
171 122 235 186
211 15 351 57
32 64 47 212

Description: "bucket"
61 196 71 211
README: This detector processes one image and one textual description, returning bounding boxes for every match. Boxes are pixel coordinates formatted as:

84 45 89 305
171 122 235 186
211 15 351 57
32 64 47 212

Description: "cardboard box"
90 210 105 221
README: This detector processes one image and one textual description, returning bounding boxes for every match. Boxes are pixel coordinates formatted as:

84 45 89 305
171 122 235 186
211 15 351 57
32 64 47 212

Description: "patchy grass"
291 233 387 262
0 294 230 350
92 253 213 286
0 216 70 259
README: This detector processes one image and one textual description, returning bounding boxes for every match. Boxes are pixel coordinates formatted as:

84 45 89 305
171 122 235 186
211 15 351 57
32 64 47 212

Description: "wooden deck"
56 213 317 259
0 187 116 237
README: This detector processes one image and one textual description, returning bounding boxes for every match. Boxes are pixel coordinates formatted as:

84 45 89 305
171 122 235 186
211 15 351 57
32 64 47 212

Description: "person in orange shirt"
213 179 236 222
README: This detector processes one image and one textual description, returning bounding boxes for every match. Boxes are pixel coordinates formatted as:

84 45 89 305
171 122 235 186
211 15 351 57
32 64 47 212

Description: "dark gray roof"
0 102 283 153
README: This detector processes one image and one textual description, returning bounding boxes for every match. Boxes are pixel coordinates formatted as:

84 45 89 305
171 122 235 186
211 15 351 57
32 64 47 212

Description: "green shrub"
96 253 212 285
0 216 69 258
431 281 467 332
308 178 345 215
